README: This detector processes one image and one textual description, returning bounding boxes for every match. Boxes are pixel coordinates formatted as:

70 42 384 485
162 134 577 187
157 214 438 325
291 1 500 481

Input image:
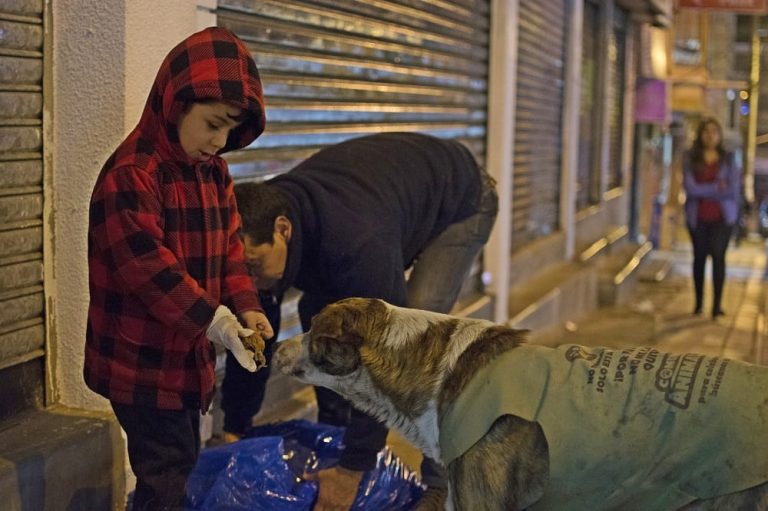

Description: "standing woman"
683 118 741 319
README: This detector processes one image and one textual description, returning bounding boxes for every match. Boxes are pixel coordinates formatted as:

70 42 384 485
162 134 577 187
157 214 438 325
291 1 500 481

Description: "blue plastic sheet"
186 420 424 510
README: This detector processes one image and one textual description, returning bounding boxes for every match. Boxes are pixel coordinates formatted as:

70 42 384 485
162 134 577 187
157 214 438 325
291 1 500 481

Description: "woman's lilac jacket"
683 150 742 228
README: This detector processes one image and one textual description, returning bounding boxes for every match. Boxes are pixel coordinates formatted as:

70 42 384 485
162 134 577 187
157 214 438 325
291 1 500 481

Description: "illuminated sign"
678 0 768 13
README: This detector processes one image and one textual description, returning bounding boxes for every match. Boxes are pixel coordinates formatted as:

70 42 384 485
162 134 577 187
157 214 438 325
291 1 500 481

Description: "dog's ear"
307 298 385 375
310 299 377 340
309 333 363 375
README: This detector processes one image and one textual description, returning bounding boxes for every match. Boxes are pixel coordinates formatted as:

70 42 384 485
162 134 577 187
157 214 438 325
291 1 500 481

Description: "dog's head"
273 298 385 391
282 297 389 378
275 297 528 459
274 297 464 419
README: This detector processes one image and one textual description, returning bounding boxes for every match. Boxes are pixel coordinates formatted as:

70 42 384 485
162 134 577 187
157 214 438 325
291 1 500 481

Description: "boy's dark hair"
191 98 253 123
235 182 292 245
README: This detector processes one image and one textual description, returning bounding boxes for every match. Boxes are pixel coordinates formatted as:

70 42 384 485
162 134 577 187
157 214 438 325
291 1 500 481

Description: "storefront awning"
616 0 673 27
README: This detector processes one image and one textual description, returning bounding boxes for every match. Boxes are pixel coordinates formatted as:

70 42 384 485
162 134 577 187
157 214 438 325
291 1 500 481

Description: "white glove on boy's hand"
206 305 257 372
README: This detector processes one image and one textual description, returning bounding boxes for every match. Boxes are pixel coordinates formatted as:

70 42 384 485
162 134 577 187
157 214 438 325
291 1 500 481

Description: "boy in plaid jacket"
85 27 273 510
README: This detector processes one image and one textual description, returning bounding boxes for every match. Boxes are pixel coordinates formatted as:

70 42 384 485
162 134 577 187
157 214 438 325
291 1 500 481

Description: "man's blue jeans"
406 169 498 314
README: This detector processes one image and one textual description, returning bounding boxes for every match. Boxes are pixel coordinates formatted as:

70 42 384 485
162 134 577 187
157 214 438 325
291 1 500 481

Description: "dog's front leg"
447 415 549 511
445 486 456 511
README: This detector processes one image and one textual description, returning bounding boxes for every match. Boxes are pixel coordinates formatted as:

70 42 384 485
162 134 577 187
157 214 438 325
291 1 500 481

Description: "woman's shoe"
693 306 702 315
712 309 726 320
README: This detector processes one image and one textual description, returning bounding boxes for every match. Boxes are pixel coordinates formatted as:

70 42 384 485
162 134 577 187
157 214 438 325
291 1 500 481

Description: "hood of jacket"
120 26 266 168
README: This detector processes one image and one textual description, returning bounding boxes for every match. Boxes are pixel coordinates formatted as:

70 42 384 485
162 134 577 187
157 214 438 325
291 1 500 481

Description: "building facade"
0 0 670 507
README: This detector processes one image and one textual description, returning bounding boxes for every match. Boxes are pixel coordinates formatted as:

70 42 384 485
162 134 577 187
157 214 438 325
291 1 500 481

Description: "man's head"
235 182 293 290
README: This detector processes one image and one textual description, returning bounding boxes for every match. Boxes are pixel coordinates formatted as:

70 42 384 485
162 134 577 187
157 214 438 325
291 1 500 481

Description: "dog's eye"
309 336 360 376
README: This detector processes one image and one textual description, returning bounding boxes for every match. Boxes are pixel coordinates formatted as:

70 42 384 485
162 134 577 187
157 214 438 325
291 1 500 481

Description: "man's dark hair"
235 181 292 244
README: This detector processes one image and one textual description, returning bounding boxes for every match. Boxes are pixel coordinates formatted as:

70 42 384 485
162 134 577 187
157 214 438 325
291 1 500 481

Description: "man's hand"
306 466 364 511
241 310 274 340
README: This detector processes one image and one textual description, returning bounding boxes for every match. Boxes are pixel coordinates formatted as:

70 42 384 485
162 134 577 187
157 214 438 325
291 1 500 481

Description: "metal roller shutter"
209 0 492 435
511 0 567 249
577 0 601 210
607 5 628 191
216 0 490 179
0 0 45 418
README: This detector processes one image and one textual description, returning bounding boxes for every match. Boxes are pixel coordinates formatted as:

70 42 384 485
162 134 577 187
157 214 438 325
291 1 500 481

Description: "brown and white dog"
274 298 768 511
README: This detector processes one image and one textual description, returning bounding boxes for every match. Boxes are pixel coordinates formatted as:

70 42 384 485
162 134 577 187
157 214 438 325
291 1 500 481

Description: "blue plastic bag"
186 420 424 510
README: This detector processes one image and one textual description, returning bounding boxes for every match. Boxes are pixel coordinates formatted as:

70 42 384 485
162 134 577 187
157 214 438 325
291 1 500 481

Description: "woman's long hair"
689 117 726 168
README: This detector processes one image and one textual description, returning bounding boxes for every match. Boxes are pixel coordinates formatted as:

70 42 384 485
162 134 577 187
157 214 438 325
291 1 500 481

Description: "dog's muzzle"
274 334 306 378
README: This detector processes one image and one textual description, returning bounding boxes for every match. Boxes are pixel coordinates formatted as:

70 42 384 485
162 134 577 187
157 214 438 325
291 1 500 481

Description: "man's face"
177 102 242 162
243 232 288 290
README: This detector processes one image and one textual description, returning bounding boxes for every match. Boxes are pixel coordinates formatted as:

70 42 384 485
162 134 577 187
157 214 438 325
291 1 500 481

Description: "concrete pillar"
560 0 584 260
49 1 205 411
485 0 518 324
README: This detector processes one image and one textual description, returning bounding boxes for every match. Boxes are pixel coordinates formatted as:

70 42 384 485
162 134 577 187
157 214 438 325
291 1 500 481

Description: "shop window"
607 7 629 191
577 0 602 209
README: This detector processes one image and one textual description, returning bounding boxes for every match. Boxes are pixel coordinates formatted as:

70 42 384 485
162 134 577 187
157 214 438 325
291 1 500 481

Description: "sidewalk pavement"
533 237 768 367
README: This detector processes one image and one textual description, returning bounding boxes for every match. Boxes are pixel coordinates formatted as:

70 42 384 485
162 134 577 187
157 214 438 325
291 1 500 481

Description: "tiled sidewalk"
535 238 768 366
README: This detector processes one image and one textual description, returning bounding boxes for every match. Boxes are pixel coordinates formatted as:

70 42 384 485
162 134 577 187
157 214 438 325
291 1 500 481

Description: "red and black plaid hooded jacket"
85 27 265 411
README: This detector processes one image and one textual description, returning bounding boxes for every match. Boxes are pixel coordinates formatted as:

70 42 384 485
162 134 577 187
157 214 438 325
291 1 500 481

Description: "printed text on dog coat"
565 345 731 409
439 344 768 511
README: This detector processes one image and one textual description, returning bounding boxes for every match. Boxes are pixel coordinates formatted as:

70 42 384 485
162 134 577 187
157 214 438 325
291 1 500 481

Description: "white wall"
50 0 209 410
124 1 211 132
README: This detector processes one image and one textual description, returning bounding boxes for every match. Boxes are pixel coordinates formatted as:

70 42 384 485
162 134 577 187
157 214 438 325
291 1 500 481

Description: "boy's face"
243 230 289 291
177 102 243 162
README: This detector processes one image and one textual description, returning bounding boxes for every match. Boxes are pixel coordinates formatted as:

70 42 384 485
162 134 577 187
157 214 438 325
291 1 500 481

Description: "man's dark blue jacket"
272 131 482 307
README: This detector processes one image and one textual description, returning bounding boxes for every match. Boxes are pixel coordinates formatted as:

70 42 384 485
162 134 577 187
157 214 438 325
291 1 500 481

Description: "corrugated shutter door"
577 0 601 210
210 1 491 435
216 0 490 178
511 0 567 249
607 6 628 191
0 0 45 416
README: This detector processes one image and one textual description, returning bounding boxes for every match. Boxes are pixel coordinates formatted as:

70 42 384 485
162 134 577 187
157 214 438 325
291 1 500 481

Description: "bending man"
226 131 498 510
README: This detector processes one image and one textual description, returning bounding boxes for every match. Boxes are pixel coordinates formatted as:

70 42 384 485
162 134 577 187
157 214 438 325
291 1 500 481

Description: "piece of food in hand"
240 331 267 369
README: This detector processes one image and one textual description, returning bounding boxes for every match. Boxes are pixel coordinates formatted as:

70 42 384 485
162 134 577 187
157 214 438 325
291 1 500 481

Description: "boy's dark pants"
111 403 200 511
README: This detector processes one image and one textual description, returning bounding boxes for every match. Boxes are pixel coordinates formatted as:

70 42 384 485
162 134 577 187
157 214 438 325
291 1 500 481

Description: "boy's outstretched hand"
207 305 267 372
